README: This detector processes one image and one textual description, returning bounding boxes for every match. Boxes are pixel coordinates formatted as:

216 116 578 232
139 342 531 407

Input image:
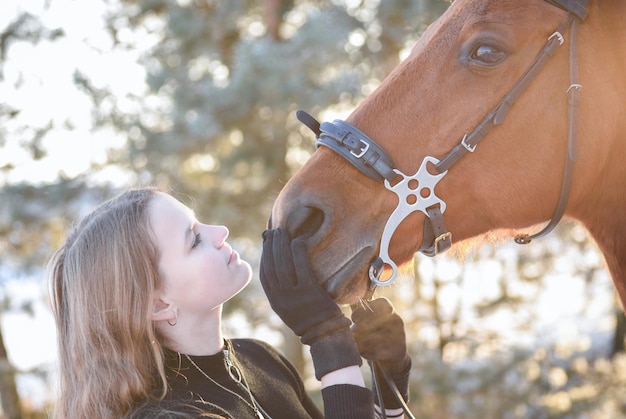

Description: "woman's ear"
152 297 177 323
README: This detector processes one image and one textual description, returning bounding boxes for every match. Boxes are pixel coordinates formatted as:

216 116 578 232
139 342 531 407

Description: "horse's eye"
471 44 505 65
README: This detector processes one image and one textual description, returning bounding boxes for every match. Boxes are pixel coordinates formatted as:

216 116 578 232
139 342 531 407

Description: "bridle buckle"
549 30 565 45
434 232 452 255
350 139 370 158
460 134 476 153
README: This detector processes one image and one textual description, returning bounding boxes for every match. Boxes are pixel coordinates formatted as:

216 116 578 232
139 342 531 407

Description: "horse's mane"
448 228 528 263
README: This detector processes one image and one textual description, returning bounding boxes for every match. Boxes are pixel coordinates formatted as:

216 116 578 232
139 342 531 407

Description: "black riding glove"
260 228 362 380
351 297 411 409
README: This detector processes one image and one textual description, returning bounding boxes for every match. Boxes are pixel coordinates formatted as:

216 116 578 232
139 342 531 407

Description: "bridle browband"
297 0 589 289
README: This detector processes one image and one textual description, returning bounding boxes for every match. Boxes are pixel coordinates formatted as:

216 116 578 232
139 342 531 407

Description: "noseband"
297 0 588 287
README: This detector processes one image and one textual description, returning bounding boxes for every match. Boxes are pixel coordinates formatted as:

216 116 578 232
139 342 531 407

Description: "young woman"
48 187 411 418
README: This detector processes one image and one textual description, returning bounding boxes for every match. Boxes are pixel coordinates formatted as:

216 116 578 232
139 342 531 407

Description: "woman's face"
149 192 252 320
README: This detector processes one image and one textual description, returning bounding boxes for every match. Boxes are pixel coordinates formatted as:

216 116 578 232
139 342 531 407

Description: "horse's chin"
321 247 374 305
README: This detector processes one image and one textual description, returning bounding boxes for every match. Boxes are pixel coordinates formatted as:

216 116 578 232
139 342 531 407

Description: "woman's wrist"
320 365 365 388
375 405 404 418
309 329 363 380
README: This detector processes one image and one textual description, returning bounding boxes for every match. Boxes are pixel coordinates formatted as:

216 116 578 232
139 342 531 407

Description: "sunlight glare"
2 0 147 185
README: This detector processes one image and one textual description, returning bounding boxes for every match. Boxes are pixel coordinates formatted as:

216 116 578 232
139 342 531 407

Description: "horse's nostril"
288 206 325 239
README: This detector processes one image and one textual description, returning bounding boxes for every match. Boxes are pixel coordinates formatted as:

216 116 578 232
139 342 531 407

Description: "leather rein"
297 0 589 291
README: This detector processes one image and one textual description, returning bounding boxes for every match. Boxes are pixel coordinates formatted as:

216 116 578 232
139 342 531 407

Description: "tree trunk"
611 307 626 357
0 321 23 419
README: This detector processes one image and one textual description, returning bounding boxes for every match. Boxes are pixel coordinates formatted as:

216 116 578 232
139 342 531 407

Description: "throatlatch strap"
515 14 582 244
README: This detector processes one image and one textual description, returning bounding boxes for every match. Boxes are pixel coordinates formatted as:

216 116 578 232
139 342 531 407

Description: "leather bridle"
297 0 589 291
296 2 589 417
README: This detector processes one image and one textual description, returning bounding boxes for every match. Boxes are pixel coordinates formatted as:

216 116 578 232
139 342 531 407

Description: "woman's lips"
228 249 239 264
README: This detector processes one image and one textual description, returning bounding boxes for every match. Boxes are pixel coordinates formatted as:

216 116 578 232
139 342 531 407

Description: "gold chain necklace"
184 342 271 419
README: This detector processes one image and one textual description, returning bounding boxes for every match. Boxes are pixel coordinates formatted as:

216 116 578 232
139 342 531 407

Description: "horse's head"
272 0 626 304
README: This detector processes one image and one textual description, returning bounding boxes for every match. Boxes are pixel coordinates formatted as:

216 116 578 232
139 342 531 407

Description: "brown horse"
270 0 626 306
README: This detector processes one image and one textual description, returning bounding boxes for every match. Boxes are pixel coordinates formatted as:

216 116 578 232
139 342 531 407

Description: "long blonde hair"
48 187 168 418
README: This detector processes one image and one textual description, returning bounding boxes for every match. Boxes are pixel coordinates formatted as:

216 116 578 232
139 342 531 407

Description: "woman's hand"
260 228 362 380
351 297 411 409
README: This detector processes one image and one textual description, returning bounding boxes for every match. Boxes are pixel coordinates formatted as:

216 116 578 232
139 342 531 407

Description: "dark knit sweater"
129 338 374 419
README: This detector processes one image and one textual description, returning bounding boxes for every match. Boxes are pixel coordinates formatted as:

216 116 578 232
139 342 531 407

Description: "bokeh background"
1 1 624 418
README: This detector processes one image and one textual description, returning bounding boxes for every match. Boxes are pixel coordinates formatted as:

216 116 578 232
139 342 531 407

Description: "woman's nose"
206 225 229 246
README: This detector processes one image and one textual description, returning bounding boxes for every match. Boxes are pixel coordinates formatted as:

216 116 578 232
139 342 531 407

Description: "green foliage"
79 0 450 238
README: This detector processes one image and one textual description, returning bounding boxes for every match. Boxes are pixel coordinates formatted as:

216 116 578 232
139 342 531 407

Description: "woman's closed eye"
192 232 202 249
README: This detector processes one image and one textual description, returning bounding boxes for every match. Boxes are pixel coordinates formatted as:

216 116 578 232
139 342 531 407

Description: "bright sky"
0 0 146 408
0 0 146 184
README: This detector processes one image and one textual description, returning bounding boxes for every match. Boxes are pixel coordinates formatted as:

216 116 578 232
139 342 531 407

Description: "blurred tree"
1 0 621 417
381 221 621 418
74 0 448 370
0 0 447 413
0 9 66 418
